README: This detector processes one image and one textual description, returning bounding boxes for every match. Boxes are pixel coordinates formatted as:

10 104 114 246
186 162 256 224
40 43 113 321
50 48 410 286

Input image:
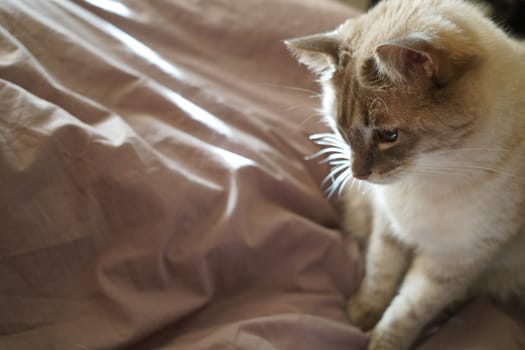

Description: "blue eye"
376 129 398 143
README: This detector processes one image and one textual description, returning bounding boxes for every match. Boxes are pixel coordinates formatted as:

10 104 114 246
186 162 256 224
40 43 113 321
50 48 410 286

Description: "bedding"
0 0 524 349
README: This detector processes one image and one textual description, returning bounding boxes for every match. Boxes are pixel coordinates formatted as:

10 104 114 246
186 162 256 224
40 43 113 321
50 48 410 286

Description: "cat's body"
286 0 525 349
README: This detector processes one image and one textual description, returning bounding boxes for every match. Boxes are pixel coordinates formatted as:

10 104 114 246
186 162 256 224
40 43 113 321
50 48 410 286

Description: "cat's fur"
369 0 525 37
286 0 525 349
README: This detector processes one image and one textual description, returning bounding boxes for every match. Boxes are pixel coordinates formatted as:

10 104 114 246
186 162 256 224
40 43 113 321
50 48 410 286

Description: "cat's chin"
365 172 402 185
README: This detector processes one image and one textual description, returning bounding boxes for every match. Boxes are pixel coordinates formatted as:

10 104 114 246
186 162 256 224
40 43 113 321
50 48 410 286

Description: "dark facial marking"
338 72 351 131
349 129 374 179
358 90 371 127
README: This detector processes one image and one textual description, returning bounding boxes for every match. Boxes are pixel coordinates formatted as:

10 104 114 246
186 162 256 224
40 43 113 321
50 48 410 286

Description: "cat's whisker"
315 144 347 153
305 146 347 159
312 141 348 150
428 148 525 162
284 104 316 112
299 112 326 129
320 155 350 165
437 163 525 184
348 177 357 190
304 146 341 155
327 159 351 166
322 162 351 186
310 137 350 154
312 137 347 146
309 133 344 142
410 169 471 179
254 82 320 96
325 168 352 199
429 147 511 156
411 164 472 175
357 179 364 192
306 131 354 198
338 172 354 198
412 161 525 184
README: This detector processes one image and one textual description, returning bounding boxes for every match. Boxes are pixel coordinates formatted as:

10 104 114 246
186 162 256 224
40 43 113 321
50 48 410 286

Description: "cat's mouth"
360 169 404 185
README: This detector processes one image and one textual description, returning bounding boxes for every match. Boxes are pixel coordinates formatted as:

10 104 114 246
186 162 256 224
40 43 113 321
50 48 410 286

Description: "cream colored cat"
286 0 525 349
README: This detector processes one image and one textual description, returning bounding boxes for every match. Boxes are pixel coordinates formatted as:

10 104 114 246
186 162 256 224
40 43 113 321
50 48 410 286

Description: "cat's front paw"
368 332 408 350
367 328 411 350
347 295 383 331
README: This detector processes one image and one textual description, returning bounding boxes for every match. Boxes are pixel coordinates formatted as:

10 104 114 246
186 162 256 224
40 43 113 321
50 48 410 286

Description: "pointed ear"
374 34 475 88
284 33 340 74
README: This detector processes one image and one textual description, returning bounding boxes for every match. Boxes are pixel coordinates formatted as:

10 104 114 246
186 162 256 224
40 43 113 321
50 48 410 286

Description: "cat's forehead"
333 54 377 93
332 57 421 129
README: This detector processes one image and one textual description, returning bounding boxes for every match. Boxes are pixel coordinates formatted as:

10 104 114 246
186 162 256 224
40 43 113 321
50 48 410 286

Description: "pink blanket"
1 1 523 349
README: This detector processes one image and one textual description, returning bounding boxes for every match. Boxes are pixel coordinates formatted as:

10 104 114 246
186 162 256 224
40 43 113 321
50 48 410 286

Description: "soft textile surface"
0 1 523 349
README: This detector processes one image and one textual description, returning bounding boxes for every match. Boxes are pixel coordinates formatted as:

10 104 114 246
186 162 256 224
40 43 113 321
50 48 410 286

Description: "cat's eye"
376 129 398 143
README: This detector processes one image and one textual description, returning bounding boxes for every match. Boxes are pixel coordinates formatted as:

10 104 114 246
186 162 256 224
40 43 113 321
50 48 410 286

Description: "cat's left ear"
374 34 475 88
285 33 340 74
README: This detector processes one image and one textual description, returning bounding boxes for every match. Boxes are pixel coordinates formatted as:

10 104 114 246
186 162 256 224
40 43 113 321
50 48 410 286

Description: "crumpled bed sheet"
0 1 524 349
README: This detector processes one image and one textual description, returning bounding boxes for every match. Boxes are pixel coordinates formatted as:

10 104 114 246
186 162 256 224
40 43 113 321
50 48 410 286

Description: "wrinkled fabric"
0 1 523 349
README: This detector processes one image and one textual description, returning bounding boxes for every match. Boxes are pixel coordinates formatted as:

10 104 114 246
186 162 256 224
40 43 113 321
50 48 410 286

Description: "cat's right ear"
284 33 340 74
374 34 477 88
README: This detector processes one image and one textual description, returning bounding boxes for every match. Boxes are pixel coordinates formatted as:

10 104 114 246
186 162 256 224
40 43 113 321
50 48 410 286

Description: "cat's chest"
371 184 494 254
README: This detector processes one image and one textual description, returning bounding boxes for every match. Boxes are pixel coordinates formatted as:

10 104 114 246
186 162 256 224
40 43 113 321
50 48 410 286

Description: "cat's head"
286 0 500 184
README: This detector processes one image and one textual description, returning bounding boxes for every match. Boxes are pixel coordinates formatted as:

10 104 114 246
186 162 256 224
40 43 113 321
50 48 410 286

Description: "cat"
286 0 525 349
368 0 525 37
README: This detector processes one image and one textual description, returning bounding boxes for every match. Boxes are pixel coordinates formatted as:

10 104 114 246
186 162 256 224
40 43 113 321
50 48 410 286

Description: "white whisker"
323 162 351 186
309 133 341 141
338 173 354 198
313 139 347 147
326 168 352 199
411 166 471 178
327 159 351 166
357 180 364 192
412 158 525 184
307 132 353 199
305 146 348 160
298 109 325 126
320 154 350 164
442 163 525 184
430 147 512 156
285 104 315 112
255 82 320 96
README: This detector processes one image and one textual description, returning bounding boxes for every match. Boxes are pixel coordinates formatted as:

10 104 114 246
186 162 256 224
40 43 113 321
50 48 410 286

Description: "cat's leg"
347 214 410 331
367 255 476 350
